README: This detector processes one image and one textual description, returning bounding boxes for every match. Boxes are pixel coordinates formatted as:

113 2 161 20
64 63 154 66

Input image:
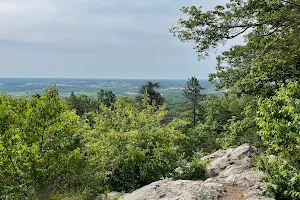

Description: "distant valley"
0 78 217 99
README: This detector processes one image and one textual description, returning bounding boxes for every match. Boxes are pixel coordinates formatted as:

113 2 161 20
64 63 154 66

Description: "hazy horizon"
0 77 209 80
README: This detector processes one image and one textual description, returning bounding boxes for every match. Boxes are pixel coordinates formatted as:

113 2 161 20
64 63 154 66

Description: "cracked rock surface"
118 144 274 200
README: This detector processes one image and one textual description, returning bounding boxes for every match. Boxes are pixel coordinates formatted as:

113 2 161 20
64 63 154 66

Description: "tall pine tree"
183 77 205 127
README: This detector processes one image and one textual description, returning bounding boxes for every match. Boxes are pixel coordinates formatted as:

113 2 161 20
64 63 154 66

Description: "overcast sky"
0 0 234 79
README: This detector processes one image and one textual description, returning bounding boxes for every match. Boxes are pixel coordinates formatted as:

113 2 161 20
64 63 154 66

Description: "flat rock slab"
119 144 274 200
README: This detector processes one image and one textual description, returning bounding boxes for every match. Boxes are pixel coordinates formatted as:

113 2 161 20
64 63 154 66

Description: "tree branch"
225 27 251 39
282 0 300 7
255 20 300 60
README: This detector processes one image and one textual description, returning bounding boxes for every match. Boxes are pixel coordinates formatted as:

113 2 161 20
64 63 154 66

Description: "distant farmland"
0 78 217 99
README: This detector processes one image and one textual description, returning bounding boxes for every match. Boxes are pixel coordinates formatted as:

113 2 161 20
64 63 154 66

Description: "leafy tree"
170 0 300 97
85 97 186 192
179 93 247 156
256 82 300 168
136 82 164 107
217 96 263 149
256 81 300 199
67 92 98 117
98 89 116 108
201 94 237 134
182 93 263 153
183 76 205 127
0 86 89 199
171 2 300 197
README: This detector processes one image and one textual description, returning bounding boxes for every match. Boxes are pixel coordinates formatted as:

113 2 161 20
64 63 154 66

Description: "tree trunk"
193 107 196 127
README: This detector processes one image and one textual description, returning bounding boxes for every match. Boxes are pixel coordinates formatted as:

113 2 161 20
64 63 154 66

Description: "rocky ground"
100 144 274 200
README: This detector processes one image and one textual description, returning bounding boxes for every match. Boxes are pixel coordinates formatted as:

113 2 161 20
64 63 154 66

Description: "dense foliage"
0 87 210 199
171 0 300 97
256 82 300 199
85 98 187 191
171 0 300 199
0 87 88 199
98 89 117 108
67 92 98 117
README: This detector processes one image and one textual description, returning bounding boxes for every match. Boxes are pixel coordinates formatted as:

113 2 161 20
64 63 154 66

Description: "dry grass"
223 187 248 200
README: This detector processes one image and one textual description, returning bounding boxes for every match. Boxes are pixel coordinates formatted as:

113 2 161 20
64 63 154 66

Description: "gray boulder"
119 144 274 200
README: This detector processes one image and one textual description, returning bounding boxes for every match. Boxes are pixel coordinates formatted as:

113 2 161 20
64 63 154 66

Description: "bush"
200 94 263 150
256 81 300 168
181 124 219 157
256 156 300 200
172 156 208 180
256 81 300 199
85 98 187 192
0 87 89 199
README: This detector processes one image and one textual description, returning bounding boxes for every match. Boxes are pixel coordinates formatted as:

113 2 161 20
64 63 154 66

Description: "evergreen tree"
183 77 205 127
98 89 116 108
136 82 164 107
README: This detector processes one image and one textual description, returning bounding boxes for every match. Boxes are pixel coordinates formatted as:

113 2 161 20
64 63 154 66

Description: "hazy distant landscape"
0 78 216 99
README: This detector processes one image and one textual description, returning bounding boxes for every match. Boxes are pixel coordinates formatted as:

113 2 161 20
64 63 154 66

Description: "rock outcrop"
119 144 274 200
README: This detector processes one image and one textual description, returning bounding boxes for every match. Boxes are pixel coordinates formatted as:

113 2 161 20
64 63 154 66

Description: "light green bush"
0 87 89 199
85 98 187 192
256 81 300 199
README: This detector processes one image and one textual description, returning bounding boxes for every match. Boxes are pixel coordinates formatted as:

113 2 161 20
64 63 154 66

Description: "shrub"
0 87 89 199
256 156 300 200
172 156 208 180
85 98 187 192
256 81 300 199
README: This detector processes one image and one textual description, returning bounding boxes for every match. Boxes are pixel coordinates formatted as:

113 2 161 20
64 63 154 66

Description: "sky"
0 0 237 79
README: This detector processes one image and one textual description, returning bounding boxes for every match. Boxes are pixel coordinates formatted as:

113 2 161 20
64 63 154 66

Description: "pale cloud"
0 0 177 44
0 0 233 79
